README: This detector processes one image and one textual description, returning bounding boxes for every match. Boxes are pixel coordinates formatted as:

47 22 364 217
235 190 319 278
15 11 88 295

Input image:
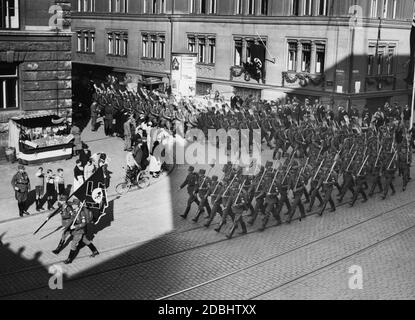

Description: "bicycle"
115 167 151 196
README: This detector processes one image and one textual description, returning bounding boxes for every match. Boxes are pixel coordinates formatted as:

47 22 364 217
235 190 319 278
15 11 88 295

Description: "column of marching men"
178 119 412 240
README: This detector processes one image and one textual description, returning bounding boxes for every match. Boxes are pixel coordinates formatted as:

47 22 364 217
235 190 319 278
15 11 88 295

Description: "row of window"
371 0 398 19
76 0 400 19
188 35 216 64
76 30 398 77
290 0 328 16
367 43 396 76
287 41 326 74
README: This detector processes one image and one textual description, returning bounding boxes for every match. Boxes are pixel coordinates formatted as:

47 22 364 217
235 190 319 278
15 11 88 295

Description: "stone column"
296 41 303 73
310 41 317 74
242 38 247 63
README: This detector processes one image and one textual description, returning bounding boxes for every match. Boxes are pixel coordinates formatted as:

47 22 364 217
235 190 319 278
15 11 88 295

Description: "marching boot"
52 240 65 255
214 220 225 233
226 225 236 239
180 206 190 219
18 203 23 217
38 199 44 211
192 209 203 223
64 250 77 264
35 199 40 212
88 244 100 258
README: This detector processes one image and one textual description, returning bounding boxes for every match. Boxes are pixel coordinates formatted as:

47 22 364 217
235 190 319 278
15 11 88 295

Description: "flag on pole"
406 16 415 84
72 166 109 225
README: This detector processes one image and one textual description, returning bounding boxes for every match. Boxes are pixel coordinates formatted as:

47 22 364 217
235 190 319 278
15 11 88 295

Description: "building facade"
71 0 414 111
0 0 72 144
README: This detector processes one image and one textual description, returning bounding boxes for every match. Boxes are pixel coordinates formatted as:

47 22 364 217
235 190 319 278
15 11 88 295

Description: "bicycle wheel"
137 176 150 189
115 182 131 196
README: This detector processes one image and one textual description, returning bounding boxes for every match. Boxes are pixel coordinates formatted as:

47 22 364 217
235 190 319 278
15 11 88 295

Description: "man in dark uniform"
52 195 74 255
193 169 211 222
247 165 269 226
381 152 397 200
11 165 30 217
259 171 282 231
204 175 222 228
350 161 369 207
226 179 248 239
64 198 99 264
178 166 200 219
215 177 238 233
307 161 325 212
338 166 355 203
104 102 114 136
398 142 412 191
368 160 383 197
287 167 306 224
319 168 337 216
275 169 292 217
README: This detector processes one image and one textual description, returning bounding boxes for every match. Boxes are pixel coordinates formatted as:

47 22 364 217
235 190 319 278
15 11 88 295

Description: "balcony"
364 74 396 91
282 71 325 88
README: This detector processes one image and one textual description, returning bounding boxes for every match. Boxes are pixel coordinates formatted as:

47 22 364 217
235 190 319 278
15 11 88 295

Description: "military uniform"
338 169 355 203
104 101 114 136
350 169 368 207
64 199 99 264
11 166 30 217
226 180 248 239
179 166 200 219
193 169 212 222
368 165 383 196
307 172 324 212
215 180 238 233
287 170 306 224
52 196 74 255
381 153 397 200
319 173 336 216
204 176 222 228
259 173 282 231
398 144 412 191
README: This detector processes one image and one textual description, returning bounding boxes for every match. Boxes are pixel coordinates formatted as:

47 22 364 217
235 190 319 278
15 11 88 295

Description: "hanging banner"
171 52 197 97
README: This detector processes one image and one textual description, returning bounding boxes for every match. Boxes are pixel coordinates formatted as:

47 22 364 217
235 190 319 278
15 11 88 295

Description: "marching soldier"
11 165 31 217
193 169 211 222
368 161 384 197
178 166 200 219
204 175 222 228
350 159 369 207
215 176 239 233
381 152 397 200
247 165 269 226
398 140 412 191
338 166 355 203
226 178 249 239
275 169 292 218
64 199 99 264
319 168 337 216
52 195 74 255
307 160 325 212
259 170 282 231
287 167 307 224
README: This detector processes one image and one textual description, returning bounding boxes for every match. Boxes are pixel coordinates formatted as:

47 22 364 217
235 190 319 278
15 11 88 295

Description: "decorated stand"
8 114 74 165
